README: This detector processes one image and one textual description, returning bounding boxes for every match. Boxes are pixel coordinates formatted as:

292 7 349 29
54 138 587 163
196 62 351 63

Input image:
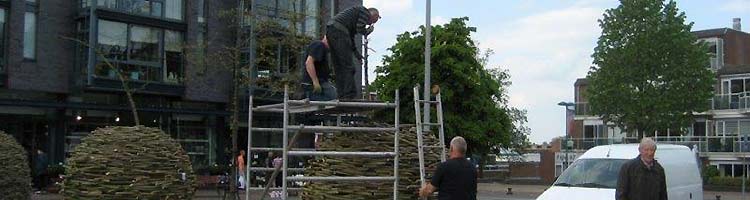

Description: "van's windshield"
553 159 628 189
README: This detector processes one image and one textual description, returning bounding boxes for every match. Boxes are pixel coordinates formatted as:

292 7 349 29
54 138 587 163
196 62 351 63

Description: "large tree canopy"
372 17 528 157
587 0 714 137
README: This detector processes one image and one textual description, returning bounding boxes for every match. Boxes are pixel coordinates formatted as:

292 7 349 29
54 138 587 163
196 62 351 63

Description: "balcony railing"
578 94 750 114
574 102 591 116
711 93 750 111
562 136 750 153
709 57 722 71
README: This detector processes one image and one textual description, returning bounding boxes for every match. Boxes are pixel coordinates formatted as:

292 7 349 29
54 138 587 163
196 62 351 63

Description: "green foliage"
0 131 31 200
708 176 750 187
587 0 714 136
63 126 196 199
371 17 524 156
47 163 65 176
702 165 720 182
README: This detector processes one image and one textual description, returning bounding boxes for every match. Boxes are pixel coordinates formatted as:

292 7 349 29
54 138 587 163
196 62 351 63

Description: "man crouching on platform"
301 36 337 101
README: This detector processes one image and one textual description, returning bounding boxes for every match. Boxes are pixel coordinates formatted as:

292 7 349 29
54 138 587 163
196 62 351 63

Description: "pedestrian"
326 6 380 99
419 136 477 200
237 150 246 190
273 154 283 187
616 137 667 200
33 149 48 194
301 36 337 101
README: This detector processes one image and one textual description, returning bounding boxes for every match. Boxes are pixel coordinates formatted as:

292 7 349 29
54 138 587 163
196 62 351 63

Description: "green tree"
587 0 714 137
372 17 527 163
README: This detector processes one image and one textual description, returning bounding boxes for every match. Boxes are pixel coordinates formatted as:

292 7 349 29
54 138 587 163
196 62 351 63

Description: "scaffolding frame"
246 85 401 200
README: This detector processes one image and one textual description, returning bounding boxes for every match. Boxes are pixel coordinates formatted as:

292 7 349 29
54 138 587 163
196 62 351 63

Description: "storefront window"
170 118 213 168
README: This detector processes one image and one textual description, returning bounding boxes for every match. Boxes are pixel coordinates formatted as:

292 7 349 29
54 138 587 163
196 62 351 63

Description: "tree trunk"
229 59 240 193
115 70 139 126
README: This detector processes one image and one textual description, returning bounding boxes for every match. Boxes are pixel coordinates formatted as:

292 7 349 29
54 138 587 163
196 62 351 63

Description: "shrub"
0 131 31 200
708 176 750 187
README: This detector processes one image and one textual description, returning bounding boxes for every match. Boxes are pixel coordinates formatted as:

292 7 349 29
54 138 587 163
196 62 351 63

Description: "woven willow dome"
302 127 443 199
0 131 31 200
62 126 196 199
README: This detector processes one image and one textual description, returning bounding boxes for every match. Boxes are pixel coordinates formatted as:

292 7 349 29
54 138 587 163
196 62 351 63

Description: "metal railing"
574 102 592 116
712 94 750 111
576 94 750 115
563 136 750 153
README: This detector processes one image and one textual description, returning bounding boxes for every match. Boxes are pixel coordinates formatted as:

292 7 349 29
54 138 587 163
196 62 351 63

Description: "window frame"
23 11 37 60
94 19 184 84
0 7 7 73
92 0 185 22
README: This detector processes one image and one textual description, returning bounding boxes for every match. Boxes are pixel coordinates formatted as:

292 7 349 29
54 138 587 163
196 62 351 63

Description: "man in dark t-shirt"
301 36 337 101
419 136 477 200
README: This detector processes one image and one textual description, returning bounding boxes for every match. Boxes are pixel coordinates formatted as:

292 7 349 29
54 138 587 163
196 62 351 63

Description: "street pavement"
31 183 749 200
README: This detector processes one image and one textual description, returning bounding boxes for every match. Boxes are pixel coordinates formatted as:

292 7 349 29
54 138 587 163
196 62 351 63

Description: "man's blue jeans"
302 81 337 101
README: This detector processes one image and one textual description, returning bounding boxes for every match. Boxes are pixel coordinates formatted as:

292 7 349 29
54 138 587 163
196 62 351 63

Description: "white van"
536 144 702 200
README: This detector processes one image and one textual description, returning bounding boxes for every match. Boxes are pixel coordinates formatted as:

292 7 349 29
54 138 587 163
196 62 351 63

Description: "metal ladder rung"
288 151 396 157
287 100 397 108
249 147 315 151
420 122 442 126
417 100 440 104
245 187 303 191
251 126 397 133
249 167 305 172
286 176 396 182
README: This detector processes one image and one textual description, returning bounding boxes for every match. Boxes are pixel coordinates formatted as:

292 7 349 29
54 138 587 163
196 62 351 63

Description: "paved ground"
31 183 750 200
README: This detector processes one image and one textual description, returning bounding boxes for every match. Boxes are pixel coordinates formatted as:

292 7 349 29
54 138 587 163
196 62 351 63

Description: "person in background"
33 149 49 194
236 150 246 190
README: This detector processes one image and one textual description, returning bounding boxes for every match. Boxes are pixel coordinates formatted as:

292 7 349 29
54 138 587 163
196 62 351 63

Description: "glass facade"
169 118 214 168
94 19 184 84
82 0 183 21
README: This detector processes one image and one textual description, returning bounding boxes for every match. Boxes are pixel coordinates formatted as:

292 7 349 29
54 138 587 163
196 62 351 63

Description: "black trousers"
34 174 47 190
326 25 358 99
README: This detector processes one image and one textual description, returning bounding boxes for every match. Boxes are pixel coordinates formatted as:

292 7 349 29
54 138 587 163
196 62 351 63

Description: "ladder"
413 85 447 188
246 85 402 200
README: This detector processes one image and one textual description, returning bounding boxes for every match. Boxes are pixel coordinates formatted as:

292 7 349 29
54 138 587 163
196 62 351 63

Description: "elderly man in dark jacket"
616 137 667 200
326 6 380 99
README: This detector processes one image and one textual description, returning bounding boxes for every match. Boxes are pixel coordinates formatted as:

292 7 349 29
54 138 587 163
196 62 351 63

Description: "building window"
304 0 319 37
0 8 6 72
94 19 183 83
129 25 160 62
88 0 181 21
98 20 127 60
165 0 183 20
164 30 182 84
196 0 205 23
23 12 36 59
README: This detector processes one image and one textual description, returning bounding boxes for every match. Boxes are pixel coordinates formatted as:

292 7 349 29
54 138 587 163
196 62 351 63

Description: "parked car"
536 144 702 200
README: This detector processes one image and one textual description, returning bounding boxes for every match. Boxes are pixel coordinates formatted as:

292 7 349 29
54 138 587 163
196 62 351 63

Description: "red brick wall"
723 31 750 66
510 163 539 178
